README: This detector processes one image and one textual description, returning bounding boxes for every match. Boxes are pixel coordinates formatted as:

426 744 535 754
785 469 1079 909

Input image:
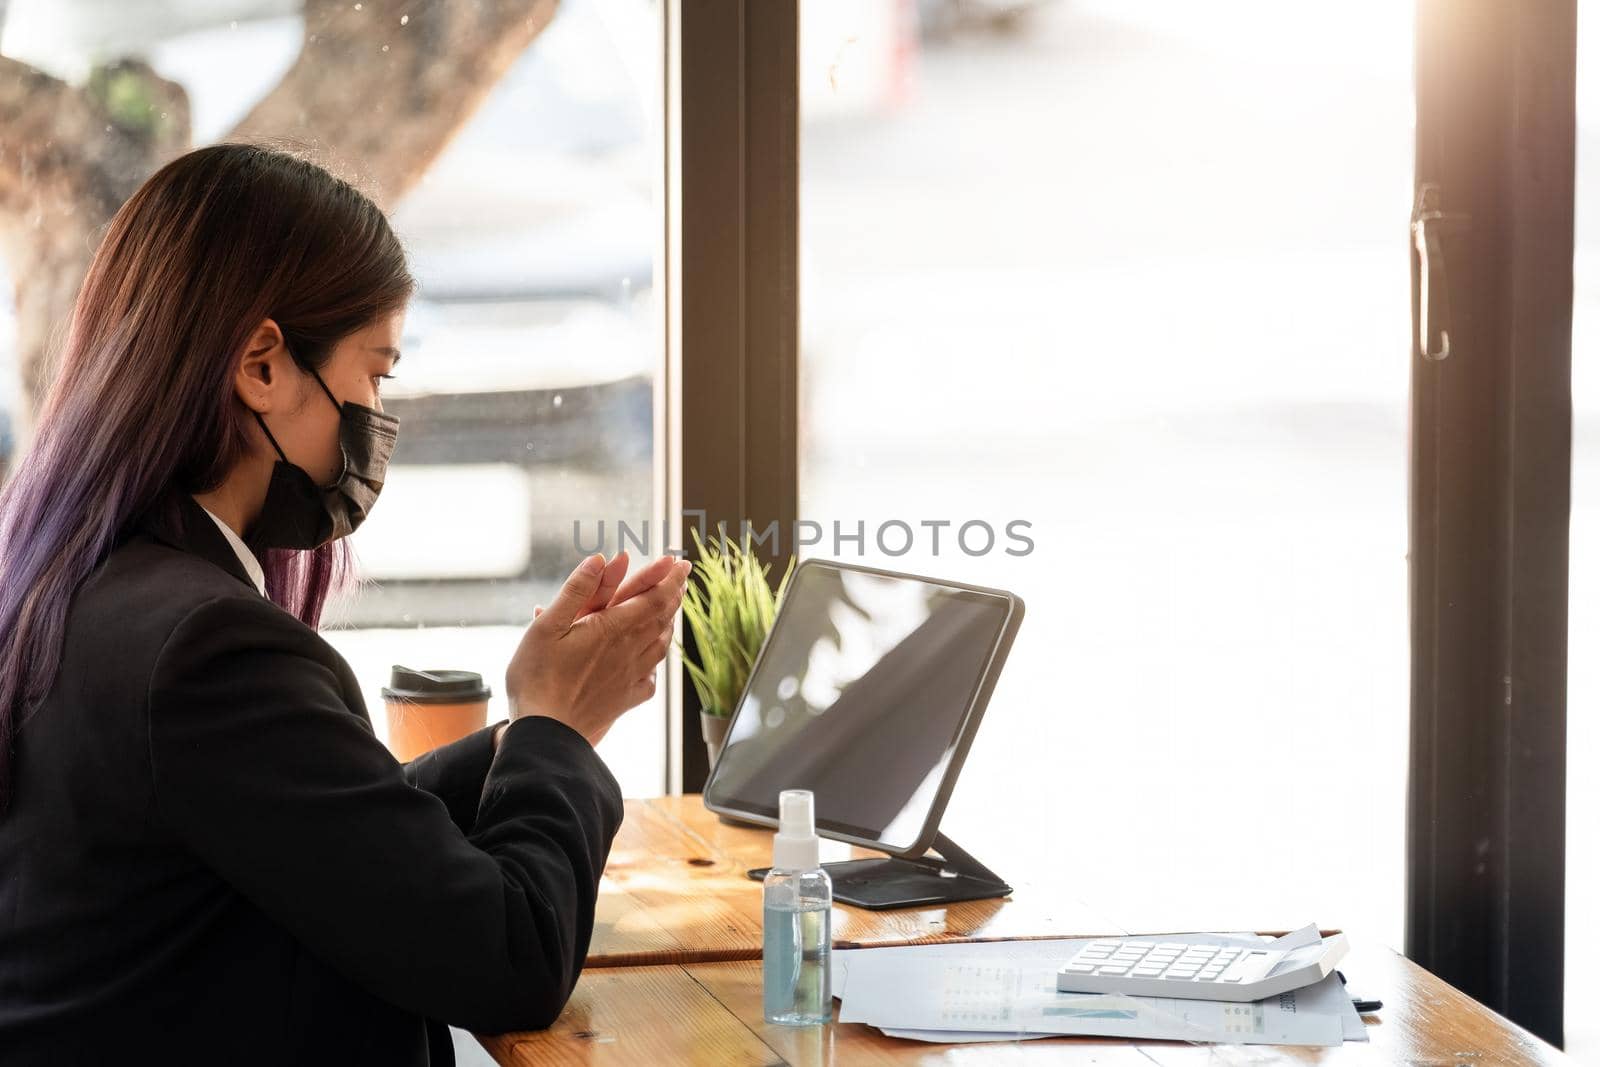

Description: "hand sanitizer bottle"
762 789 832 1025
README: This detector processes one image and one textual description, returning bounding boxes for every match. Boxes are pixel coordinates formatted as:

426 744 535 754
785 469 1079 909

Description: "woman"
0 144 688 1064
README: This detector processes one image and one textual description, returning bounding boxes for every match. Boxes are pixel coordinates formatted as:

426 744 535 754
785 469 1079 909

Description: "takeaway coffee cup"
382 666 492 762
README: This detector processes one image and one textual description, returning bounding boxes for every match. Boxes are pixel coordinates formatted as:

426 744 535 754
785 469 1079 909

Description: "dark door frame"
1407 0 1574 1046
663 0 800 793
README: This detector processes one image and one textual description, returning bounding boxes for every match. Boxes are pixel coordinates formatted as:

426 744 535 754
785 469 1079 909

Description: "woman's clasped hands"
505 551 692 747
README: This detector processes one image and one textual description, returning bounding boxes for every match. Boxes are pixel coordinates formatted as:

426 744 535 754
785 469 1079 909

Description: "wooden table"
585 796 1123 967
477 796 1571 1064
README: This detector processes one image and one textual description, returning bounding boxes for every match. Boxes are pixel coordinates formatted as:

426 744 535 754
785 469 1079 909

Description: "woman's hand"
505 552 691 747
529 549 675 624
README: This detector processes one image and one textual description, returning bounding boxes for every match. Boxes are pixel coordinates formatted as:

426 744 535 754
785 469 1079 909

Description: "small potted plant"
678 525 796 774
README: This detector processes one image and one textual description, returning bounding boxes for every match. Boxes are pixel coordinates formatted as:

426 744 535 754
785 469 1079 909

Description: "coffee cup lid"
382 666 492 705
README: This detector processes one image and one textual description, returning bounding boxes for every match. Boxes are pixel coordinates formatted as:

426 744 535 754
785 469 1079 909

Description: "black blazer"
0 490 625 1065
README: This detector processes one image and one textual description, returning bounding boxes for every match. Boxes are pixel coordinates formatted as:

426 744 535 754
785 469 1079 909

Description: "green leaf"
677 528 796 718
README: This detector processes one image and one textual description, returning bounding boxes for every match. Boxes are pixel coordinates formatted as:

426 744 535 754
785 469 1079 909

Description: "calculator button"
1218 953 1273 983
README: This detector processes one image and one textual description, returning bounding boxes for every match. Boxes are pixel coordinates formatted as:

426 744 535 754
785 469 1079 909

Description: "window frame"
662 0 800 794
1408 0 1574 1046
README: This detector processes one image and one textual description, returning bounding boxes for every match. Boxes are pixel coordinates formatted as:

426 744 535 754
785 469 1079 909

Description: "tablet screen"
703 561 1014 854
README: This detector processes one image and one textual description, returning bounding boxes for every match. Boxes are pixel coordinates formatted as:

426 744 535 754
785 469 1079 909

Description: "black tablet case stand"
745 831 1011 911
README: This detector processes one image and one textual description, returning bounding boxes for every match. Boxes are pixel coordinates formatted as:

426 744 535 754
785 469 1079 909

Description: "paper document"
830 926 1366 1048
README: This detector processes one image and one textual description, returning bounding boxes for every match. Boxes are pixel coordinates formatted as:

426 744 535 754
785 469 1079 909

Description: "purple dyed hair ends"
0 144 414 815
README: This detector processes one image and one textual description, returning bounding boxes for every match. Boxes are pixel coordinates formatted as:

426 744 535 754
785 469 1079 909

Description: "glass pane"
0 0 665 796
800 0 1413 938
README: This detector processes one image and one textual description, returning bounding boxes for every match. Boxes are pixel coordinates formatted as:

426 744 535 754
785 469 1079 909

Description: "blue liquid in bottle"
762 870 832 1024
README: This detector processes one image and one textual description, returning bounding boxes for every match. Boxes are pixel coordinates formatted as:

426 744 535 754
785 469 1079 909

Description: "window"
799 0 1413 938
0 0 667 795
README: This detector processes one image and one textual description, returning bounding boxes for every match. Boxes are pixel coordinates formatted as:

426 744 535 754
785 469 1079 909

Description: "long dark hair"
0 143 415 814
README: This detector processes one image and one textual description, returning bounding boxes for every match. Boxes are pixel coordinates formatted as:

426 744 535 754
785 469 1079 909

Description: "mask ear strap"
301 363 352 484
253 410 292 465
304 362 343 413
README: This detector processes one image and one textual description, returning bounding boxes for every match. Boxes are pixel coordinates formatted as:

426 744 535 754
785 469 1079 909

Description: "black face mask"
247 359 400 553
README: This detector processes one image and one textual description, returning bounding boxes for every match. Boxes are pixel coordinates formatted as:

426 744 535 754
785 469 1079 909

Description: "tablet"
702 558 1024 857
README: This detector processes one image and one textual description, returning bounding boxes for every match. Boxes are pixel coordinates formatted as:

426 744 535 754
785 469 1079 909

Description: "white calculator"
1054 932 1349 1002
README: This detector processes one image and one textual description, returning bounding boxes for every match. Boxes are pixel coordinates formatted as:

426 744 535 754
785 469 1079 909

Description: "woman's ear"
234 318 287 414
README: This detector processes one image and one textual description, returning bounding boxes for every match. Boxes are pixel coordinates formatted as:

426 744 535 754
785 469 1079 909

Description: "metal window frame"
661 0 800 794
1408 0 1574 1047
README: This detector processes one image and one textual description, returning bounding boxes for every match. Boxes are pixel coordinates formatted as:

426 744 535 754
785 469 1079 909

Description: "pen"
1336 969 1383 1014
